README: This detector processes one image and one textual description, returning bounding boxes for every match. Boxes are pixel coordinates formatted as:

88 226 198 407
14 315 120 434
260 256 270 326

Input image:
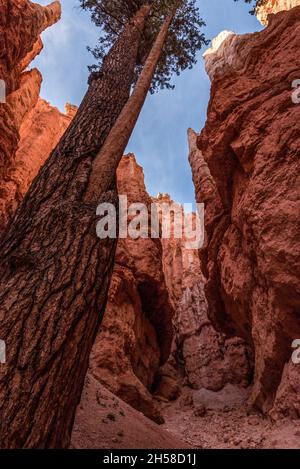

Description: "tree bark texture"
0 4 150 449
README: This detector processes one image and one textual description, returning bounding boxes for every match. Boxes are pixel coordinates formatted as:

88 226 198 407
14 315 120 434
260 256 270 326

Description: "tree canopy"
237 0 268 14
80 0 208 92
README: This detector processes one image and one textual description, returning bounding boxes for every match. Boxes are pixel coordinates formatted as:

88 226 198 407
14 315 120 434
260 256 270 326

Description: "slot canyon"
0 0 299 451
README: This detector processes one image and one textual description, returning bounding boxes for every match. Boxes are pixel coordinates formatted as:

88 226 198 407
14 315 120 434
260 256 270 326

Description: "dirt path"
159 385 300 449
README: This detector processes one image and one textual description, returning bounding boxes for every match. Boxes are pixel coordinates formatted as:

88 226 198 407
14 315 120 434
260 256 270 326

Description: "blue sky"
33 0 262 205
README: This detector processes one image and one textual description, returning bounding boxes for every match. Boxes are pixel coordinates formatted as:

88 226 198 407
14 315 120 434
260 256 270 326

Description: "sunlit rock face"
257 0 300 24
190 6 300 417
2 99 75 228
203 30 240 81
0 0 62 231
88 154 174 424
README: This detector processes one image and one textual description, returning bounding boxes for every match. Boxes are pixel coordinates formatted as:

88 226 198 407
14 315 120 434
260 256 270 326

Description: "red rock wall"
257 0 300 24
154 192 251 393
1 99 75 228
0 0 62 231
190 6 300 417
88 154 174 424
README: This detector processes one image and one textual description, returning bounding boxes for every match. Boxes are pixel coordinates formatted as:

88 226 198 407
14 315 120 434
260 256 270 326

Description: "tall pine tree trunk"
85 8 177 201
0 4 150 449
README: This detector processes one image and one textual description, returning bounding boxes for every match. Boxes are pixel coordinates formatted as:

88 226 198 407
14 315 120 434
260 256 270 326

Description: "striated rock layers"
0 0 62 231
190 6 300 418
154 193 251 393
87 154 174 424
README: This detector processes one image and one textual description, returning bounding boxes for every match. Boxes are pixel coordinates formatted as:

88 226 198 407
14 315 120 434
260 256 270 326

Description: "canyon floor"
72 375 300 449
159 385 300 449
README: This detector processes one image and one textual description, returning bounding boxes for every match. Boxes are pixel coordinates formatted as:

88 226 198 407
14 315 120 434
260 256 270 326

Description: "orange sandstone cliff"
0 0 72 231
0 0 299 449
256 0 300 24
190 5 300 418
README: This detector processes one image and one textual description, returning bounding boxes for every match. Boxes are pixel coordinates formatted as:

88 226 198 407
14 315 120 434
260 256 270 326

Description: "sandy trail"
159 385 300 449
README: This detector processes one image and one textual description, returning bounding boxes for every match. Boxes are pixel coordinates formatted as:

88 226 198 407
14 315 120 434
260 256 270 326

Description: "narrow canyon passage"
0 0 299 451
71 0 300 448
